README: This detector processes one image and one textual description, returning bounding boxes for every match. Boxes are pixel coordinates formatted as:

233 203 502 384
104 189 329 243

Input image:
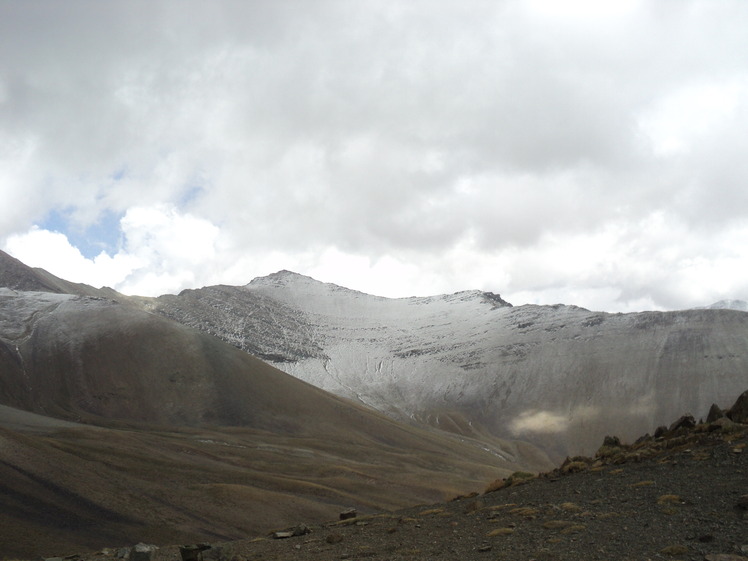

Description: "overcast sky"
1 0 747 312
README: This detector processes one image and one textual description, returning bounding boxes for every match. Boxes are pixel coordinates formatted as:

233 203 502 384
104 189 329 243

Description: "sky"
1 0 748 312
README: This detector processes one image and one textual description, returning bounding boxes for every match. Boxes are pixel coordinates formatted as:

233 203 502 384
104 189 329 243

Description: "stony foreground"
44 409 747 561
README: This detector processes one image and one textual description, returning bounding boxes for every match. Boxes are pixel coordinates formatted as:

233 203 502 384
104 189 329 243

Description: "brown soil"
70 423 746 561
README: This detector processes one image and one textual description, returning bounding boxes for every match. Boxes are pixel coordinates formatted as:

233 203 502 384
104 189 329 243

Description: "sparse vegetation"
656 494 682 505
542 520 575 529
510 506 539 517
484 470 536 493
559 524 586 534
487 527 515 536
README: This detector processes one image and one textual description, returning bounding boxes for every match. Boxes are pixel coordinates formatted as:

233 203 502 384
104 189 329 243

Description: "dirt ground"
72 422 747 561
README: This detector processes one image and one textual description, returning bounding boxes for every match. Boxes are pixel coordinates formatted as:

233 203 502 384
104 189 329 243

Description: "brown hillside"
74 404 745 561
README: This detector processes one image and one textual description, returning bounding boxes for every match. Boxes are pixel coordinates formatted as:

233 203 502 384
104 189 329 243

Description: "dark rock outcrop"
707 403 725 423
727 389 748 423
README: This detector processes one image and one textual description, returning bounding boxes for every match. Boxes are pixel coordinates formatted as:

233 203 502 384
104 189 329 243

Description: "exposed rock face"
145 270 748 458
669 415 696 433
707 403 725 423
727 390 748 423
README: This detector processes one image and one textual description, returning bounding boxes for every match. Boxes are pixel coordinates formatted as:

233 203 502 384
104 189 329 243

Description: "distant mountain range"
701 299 748 311
135 269 747 460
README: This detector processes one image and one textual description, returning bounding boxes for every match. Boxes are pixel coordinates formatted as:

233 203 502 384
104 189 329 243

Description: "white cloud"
3 206 224 296
3 227 138 289
2 1 748 311
510 410 569 435
639 81 745 156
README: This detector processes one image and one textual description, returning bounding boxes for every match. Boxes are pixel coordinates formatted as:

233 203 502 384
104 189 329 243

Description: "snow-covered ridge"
702 299 748 312
147 271 748 459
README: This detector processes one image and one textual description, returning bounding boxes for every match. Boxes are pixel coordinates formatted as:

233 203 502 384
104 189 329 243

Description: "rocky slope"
34 391 748 561
147 270 748 460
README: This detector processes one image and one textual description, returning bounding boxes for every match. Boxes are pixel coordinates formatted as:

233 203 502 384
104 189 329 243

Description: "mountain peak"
705 299 748 311
247 269 325 288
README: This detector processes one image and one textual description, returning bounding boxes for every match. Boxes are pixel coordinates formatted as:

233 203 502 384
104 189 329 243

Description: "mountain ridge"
143 269 748 461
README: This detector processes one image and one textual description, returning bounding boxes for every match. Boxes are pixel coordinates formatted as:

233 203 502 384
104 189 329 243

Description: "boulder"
706 403 725 423
602 435 621 447
272 524 311 539
709 417 739 433
727 389 748 423
653 425 668 438
130 543 158 561
668 414 696 433
339 508 357 521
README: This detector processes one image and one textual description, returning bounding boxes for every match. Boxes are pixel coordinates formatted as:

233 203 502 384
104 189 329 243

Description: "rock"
634 433 652 445
709 417 740 433
602 435 621 447
179 544 212 561
130 544 158 561
727 389 748 423
704 555 748 561
668 414 696 433
116 548 130 559
272 531 294 539
654 425 668 438
272 524 311 539
707 403 725 423
293 524 311 536
339 508 357 520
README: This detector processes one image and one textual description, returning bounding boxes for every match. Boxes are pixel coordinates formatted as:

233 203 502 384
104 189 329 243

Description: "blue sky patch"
40 208 124 259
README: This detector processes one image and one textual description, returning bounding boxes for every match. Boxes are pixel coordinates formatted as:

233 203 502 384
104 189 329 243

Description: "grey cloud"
2 1 748 309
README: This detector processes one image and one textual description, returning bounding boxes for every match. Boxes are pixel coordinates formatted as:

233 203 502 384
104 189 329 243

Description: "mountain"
0 249 120 298
0 251 552 558
147 270 748 460
704 299 748 312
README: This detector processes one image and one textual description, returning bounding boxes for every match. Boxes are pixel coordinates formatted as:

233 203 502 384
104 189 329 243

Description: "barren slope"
150 271 748 460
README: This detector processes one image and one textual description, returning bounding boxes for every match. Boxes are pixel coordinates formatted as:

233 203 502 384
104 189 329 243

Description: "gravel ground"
87 423 746 561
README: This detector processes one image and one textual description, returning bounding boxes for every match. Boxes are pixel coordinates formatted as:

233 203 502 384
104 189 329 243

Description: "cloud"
510 410 570 435
1 1 748 311
510 404 601 436
3 227 138 289
4 206 223 296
